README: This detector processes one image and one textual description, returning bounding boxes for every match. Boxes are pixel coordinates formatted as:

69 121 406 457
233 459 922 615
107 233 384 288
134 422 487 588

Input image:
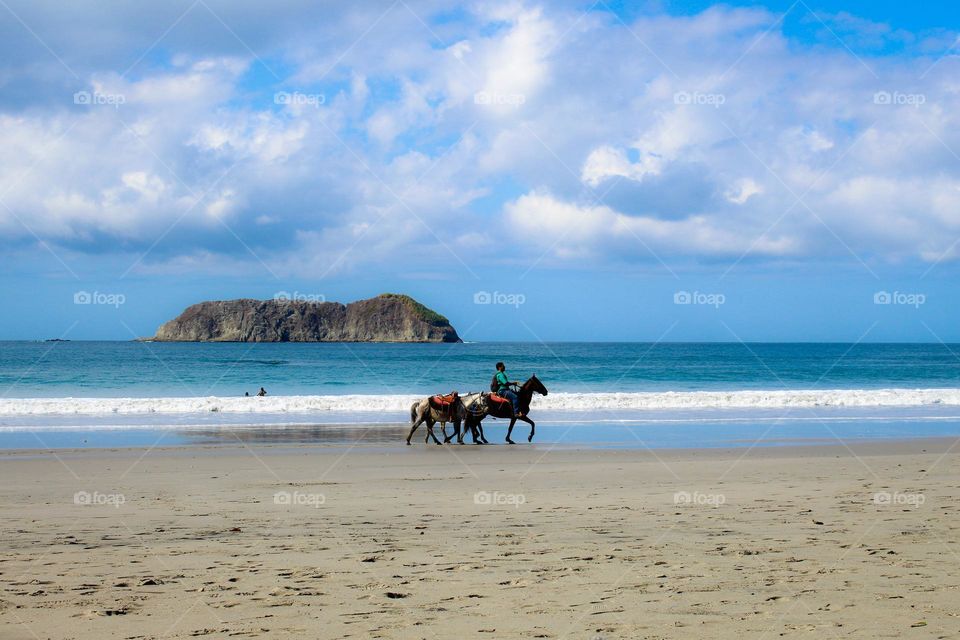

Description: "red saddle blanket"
429 392 459 410
488 393 512 406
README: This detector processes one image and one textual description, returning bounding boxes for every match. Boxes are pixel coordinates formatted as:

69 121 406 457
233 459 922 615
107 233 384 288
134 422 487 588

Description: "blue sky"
0 0 958 342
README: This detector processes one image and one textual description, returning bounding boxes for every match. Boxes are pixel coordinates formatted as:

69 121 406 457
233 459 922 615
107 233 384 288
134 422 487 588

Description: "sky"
0 0 958 342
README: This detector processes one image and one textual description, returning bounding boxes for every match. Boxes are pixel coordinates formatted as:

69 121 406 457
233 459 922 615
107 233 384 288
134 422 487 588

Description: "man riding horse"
405 365 548 445
492 361 523 417
471 368 548 444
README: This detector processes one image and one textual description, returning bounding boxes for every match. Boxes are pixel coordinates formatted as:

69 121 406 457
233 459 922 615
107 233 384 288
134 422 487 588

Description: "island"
149 293 461 343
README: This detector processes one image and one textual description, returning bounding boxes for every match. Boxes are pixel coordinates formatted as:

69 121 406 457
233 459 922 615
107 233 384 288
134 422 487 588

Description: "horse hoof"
528 436 534 442
506 439 515 445
405 441 411 446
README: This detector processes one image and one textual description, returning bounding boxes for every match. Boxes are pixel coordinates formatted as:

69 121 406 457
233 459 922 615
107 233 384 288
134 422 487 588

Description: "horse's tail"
410 401 419 424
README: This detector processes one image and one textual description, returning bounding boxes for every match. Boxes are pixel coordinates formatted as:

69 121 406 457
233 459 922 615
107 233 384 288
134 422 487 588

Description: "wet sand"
1 438 959 638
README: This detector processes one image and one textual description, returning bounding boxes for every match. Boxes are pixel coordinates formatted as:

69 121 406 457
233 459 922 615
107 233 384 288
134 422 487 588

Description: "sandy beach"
1 439 958 639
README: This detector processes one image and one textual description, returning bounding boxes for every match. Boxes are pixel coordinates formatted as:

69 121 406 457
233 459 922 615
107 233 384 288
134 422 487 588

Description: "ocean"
3 341 960 449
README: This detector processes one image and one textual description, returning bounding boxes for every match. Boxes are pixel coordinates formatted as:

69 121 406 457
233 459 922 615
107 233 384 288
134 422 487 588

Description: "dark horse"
466 375 548 444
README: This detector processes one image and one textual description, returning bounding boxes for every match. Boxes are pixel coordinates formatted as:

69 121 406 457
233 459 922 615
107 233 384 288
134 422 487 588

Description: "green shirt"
495 371 509 392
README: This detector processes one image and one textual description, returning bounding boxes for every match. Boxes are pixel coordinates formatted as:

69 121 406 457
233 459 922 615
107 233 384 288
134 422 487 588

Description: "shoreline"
2 414 960 452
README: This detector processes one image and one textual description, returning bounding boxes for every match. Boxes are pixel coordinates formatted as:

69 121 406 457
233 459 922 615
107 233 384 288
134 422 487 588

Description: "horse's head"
460 392 487 412
524 374 548 396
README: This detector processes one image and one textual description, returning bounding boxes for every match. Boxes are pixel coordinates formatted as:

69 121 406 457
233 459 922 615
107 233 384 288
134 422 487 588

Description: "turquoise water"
3 341 960 397
3 341 960 448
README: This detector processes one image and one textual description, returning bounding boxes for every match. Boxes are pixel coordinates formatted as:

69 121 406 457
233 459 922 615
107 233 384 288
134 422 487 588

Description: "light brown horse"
406 392 464 445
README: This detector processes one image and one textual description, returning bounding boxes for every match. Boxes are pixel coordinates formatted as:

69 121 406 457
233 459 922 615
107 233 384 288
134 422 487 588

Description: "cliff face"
151 294 461 343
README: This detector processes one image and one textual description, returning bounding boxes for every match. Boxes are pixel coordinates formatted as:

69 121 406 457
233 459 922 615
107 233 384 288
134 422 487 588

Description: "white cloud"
0 1 958 277
582 146 662 186
505 191 798 259
725 178 762 205
477 6 554 100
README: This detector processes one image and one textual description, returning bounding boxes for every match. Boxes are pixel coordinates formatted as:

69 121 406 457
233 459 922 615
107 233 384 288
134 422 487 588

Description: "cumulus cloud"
505 190 798 259
0 0 958 278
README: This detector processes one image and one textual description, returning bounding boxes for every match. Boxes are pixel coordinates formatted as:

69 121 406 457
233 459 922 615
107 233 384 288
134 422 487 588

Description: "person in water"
493 362 521 416
257 387 267 397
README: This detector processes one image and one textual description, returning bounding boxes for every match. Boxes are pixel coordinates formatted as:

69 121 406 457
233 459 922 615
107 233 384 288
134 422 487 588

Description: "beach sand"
1 438 959 639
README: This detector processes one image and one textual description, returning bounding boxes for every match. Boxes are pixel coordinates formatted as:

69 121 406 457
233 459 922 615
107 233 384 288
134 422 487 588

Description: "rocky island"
150 294 461 343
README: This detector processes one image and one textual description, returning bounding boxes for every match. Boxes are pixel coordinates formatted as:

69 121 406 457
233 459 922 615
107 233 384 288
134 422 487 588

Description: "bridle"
461 393 488 416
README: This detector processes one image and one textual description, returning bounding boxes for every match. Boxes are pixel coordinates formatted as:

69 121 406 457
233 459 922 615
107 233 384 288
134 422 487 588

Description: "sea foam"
1 388 959 416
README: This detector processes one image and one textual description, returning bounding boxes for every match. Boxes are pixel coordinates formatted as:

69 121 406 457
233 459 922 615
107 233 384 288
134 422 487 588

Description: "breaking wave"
1 388 960 416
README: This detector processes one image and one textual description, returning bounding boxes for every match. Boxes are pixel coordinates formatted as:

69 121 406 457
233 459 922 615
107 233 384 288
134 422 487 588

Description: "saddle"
487 393 512 407
429 391 459 416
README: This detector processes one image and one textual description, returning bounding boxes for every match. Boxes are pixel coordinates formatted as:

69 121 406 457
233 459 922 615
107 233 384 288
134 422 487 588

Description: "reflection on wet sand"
5 410 960 451
179 423 410 445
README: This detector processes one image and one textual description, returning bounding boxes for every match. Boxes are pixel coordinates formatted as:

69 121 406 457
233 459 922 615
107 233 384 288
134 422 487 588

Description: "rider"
493 362 522 417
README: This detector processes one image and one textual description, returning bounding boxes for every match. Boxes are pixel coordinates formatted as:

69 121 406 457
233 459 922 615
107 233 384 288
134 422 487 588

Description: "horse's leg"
439 421 450 443
429 422 443 445
424 415 442 446
406 410 425 445
478 420 489 444
506 417 517 444
444 415 459 443
522 416 535 442
469 418 483 444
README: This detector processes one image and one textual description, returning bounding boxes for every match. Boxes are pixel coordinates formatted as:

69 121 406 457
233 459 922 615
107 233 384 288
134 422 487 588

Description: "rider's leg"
505 389 520 415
